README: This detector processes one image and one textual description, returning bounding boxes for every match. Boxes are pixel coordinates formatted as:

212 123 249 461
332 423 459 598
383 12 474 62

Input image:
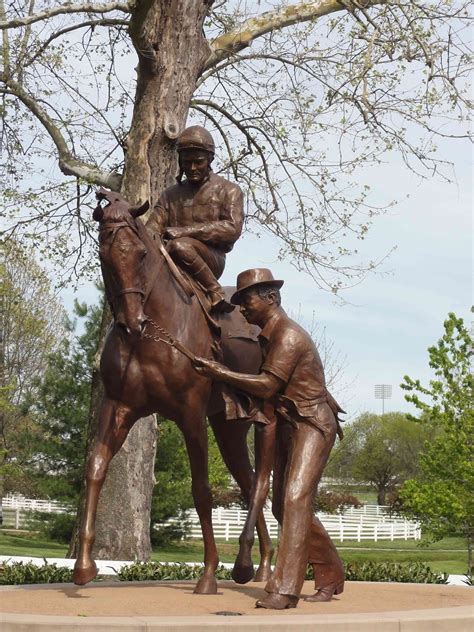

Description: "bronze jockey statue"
147 126 243 313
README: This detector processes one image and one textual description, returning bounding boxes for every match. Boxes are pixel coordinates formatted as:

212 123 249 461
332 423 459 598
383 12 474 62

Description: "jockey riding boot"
187 260 234 313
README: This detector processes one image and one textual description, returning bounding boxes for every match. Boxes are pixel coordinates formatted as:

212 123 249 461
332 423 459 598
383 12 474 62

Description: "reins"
143 316 196 362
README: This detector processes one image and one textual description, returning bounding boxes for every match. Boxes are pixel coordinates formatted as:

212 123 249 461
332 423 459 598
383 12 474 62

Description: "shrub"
385 490 405 515
0 561 73 585
461 574 472 586
36 511 75 543
118 561 233 582
212 487 247 509
314 490 362 514
151 518 191 547
118 560 448 584
0 559 449 586
340 561 447 584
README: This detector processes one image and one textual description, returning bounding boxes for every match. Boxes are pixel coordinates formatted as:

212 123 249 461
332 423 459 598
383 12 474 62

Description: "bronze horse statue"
73 189 275 593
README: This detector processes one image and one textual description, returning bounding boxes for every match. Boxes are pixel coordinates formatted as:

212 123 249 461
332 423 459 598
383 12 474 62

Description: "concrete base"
1 580 473 631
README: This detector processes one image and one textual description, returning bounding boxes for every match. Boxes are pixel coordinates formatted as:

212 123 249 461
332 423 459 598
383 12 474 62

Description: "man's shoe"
304 580 344 602
255 593 298 609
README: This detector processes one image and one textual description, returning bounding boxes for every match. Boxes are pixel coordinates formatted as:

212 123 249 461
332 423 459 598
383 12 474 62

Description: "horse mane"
98 204 157 253
98 203 137 227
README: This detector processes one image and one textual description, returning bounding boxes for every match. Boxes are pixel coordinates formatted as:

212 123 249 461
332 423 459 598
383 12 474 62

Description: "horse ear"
93 205 104 222
130 200 150 218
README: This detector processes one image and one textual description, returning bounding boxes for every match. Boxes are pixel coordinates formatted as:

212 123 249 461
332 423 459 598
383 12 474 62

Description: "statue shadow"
57 579 267 601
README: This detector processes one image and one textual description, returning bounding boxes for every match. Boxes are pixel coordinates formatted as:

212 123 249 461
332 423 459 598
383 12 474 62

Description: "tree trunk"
0 324 5 503
377 488 386 506
69 0 213 561
467 531 473 579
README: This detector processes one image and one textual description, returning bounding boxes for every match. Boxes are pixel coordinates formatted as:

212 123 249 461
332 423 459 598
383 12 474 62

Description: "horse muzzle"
116 313 149 338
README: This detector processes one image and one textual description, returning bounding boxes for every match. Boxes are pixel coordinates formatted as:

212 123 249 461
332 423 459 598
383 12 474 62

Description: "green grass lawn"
0 531 468 575
0 532 68 558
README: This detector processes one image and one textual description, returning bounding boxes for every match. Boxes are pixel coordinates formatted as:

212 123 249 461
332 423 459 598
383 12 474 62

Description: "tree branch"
192 98 280 211
0 0 10 77
0 2 132 30
1 82 121 189
16 0 35 82
205 0 388 70
28 18 129 65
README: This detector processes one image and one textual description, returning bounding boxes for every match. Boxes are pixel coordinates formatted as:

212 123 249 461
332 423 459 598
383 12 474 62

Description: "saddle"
208 295 270 424
160 248 268 423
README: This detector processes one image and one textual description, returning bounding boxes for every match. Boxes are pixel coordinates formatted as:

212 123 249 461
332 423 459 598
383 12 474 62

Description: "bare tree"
0 0 471 559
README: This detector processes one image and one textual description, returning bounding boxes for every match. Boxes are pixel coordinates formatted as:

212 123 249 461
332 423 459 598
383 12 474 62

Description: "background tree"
1 0 471 559
326 412 430 505
22 298 103 501
399 312 473 576
151 418 233 544
0 239 66 498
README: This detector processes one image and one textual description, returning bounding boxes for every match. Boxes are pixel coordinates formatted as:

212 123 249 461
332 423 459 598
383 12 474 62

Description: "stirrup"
210 293 235 313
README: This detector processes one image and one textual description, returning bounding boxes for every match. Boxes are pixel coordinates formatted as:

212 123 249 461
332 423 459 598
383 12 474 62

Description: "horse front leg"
73 398 137 585
180 414 219 595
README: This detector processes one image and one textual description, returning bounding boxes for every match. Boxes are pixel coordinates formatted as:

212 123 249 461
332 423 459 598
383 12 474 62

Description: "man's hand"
164 227 187 240
193 356 225 378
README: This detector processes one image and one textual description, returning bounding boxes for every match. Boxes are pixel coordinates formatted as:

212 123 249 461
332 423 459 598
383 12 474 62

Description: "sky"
229 141 472 418
60 132 472 421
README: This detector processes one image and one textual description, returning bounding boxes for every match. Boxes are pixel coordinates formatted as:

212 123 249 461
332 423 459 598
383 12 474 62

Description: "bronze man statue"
193 268 345 610
146 125 243 313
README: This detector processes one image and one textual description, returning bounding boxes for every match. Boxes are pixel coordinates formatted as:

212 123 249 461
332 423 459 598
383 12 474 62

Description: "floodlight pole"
374 384 392 415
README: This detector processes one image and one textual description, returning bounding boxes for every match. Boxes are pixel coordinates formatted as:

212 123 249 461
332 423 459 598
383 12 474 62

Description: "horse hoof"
254 565 272 582
193 575 218 594
73 562 98 585
232 563 255 584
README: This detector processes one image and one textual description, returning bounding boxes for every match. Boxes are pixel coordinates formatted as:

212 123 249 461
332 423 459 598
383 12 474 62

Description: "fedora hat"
231 268 284 305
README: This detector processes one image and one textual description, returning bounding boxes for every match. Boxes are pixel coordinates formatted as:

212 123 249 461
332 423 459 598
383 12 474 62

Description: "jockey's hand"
193 356 224 378
164 227 187 240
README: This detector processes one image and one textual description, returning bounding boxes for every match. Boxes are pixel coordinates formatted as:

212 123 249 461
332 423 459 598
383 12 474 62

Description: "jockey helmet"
177 126 215 155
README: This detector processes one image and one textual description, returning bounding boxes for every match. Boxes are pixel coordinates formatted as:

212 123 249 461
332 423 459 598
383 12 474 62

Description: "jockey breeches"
167 236 226 279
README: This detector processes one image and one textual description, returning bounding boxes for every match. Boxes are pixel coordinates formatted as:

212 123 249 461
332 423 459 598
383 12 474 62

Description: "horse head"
93 188 151 337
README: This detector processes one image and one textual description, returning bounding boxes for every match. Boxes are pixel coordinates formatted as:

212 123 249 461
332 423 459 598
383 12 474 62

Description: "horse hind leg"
233 419 275 583
252 418 276 582
73 398 138 585
209 412 275 584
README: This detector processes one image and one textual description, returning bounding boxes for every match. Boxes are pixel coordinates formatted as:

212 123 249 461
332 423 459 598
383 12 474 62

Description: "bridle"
99 220 154 307
99 217 196 361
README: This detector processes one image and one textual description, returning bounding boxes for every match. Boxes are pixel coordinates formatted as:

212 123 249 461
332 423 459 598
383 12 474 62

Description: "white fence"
1 496 72 530
2 496 71 513
165 505 421 542
1 497 421 541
